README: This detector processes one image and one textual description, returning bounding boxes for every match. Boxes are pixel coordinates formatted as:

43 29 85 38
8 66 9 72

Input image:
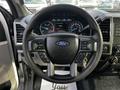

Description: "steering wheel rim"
23 4 103 83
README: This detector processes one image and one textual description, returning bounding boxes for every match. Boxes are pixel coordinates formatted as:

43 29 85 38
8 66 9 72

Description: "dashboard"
13 9 120 58
14 10 113 55
13 8 120 75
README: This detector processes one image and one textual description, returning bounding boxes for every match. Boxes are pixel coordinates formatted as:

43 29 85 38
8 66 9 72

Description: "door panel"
0 12 18 90
0 22 6 41
0 41 11 83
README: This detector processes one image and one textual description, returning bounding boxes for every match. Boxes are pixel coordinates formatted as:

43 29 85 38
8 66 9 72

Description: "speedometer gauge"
69 21 83 34
40 21 54 34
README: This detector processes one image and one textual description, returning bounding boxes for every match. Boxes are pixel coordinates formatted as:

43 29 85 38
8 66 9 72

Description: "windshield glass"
24 0 46 4
51 0 76 4
24 0 120 13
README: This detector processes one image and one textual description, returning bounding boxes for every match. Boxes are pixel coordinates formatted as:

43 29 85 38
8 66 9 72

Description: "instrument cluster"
39 18 91 35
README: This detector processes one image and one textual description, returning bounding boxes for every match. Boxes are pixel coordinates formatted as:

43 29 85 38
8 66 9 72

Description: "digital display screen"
52 19 72 31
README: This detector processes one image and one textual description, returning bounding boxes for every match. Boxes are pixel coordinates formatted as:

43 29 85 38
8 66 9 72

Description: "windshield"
24 0 46 4
24 0 120 13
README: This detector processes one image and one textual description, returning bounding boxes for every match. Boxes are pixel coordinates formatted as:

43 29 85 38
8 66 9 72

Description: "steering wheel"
23 4 103 83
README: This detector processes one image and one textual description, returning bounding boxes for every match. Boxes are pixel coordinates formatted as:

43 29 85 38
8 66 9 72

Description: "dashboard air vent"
99 19 110 42
16 24 25 43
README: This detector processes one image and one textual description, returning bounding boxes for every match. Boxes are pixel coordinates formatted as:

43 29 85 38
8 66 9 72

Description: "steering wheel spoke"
70 62 78 77
47 62 55 77
47 62 78 78
79 35 98 52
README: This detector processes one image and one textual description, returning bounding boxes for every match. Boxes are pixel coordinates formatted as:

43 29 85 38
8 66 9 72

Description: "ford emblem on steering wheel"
56 40 70 48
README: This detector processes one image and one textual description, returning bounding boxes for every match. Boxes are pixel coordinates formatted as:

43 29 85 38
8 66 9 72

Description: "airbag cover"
46 34 79 64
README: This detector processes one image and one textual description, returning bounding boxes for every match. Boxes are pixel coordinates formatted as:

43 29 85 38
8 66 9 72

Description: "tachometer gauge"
69 21 83 34
40 21 54 34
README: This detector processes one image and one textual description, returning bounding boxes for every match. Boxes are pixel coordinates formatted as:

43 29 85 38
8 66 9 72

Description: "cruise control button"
39 52 49 63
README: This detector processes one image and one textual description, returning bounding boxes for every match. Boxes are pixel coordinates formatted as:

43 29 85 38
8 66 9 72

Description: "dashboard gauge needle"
41 27 49 30
82 25 90 31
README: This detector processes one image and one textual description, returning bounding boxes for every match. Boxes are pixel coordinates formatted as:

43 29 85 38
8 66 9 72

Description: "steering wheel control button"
80 41 97 52
81 41 91 51
31 39 45 52
75 52 85 63
38 52 49 63
46 34 79 64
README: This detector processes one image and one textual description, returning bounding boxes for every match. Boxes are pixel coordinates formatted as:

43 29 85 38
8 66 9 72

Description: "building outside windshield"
0 0 120 13
23 0 120 13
